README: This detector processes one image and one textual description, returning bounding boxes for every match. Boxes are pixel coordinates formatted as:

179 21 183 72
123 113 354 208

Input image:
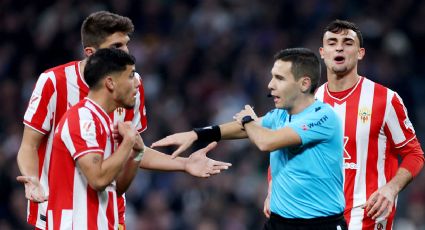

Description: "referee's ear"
299 76 312 94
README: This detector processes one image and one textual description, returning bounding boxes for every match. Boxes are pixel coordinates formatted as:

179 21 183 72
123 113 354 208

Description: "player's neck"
80 59 87 80
87 90 117 114
327 70 360 92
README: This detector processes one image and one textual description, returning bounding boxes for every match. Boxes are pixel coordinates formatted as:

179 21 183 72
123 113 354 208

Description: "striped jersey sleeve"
23 72 56 134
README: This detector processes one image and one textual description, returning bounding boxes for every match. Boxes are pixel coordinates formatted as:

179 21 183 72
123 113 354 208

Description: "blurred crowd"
1 0 425 229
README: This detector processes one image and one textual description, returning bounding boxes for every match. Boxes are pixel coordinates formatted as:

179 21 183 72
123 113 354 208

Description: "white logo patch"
80 120 96 140
27 93 42 113
404 118 415 134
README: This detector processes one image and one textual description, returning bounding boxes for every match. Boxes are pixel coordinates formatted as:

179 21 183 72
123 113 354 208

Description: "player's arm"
16 126 48 202
77 122 136 192
116 133 145 196
365 138 424 220
139 142 231 177
17 126 44 178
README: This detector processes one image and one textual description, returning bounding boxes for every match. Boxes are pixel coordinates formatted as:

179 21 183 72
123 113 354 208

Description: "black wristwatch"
241 115 254 127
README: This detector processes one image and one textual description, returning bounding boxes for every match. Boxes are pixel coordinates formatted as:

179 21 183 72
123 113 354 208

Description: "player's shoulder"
43 61 79 75
362 77 394 94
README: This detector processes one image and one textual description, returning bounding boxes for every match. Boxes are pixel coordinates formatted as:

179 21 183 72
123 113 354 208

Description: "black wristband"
193 125 221 142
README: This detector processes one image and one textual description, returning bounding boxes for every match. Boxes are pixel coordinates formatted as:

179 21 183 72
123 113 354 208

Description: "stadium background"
1 0 424 229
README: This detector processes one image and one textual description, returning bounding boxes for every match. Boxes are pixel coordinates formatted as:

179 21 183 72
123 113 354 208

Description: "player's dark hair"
84 48 135 89
81 11 134 48
323 19 363 47
274 48 321 94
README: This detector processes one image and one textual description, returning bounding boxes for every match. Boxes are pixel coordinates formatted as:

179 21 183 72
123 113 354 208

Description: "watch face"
242 115 254 126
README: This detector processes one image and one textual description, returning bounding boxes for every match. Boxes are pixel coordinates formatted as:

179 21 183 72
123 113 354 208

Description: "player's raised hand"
184 142 232 178
151 131 198 158
117 121 137 144
16 176 48 203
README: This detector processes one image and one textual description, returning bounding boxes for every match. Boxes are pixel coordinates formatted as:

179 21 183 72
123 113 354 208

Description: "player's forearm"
17 127 45 177
93 139 134 190
17 146 39 177
116 151 140 196
219 121 248 139
386 168 413 194
139 147 185 171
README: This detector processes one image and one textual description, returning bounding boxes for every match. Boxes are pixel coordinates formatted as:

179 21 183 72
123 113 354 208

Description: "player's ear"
84 47 96 57
105 76 115 91
358 47 365 61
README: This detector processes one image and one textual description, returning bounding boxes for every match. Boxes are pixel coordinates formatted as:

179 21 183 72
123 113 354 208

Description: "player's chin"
122 101 135 110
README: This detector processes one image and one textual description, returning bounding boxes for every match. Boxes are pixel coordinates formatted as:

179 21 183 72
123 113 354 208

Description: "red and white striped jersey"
23 61 147 229
47 98 118 230
315 77 416 230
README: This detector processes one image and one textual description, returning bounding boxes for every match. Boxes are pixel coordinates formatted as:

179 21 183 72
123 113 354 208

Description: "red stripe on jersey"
54 67 69 131
124 108 135 124
341 87 360 226
87 187 99 230
76 63 89 101
362 84 387 229
118 196 125 225
107 191 116 230
383 125 399 180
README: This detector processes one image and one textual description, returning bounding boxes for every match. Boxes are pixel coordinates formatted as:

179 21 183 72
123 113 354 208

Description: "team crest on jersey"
358 107 371 123
80 120 95 139
116 107 124 116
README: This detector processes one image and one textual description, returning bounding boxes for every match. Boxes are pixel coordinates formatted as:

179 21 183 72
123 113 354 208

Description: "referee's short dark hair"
274 48 321 94
84 48 135 89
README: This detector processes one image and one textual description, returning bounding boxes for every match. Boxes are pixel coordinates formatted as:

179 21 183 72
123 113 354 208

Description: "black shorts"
263 212 347 230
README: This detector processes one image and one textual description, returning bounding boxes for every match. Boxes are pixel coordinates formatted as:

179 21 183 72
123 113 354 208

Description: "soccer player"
313 20 424 229
16 11 231 230
153 48 348 229
46 48 142 229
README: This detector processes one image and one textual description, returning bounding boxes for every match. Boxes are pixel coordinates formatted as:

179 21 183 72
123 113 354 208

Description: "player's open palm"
16 176 48 203
151 131 198 158
184 142 232 178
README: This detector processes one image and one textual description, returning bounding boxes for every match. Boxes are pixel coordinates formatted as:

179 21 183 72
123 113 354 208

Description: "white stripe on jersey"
78 107 99 148
61 119 77 157
133 90 142 130
98 190 109 230
60 209 73 230
65 65 82 108
332 102 347 184
349 79 374 229
73 165 88 230
386 91 407 144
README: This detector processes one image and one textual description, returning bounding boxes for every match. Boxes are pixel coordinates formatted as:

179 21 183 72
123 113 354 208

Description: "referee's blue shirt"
262 100 345 218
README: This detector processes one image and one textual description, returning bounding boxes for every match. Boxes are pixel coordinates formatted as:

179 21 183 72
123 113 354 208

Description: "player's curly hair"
81 11 134 48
